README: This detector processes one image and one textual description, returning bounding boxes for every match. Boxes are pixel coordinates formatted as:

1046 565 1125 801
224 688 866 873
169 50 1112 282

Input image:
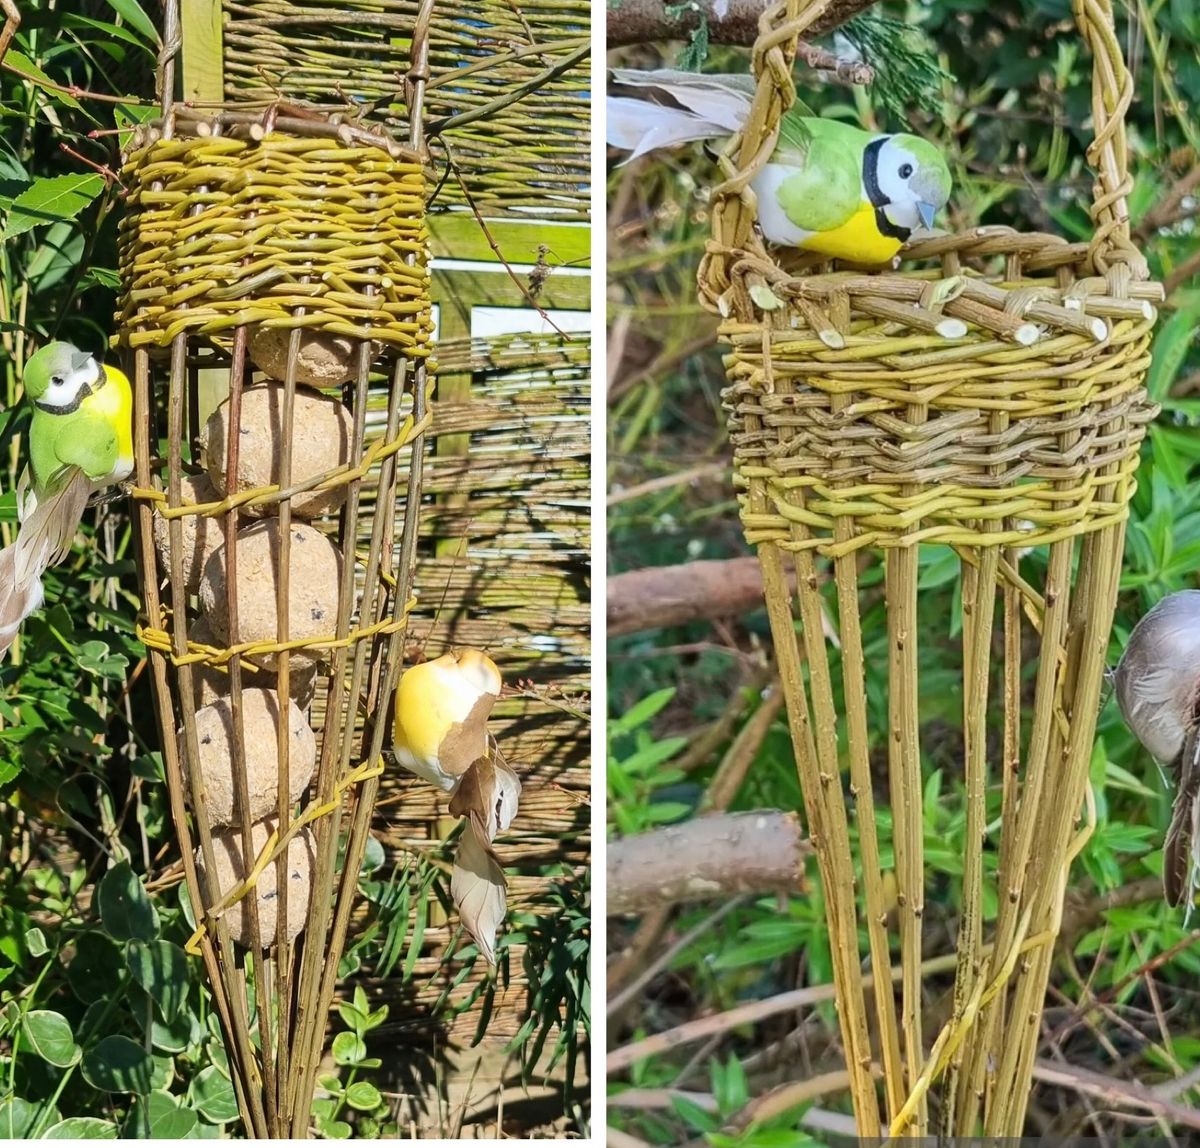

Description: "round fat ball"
201 383 353 520
182 687 316 826
195 820 315 948
248 325 381 388
152 473 222 595
199 520 342 669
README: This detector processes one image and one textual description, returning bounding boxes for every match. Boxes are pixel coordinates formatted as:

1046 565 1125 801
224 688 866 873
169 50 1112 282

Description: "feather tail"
607 69 757 161
450 814 508 965
1164 727 1200 907
0 470 91 658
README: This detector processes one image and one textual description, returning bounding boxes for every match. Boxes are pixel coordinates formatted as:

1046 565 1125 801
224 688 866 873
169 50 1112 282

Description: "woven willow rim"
117 119 434 356
700 0 1162 553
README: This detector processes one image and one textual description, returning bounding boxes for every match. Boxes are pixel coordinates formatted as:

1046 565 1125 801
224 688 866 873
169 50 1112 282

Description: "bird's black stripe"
863 137 910 243
33 365 105 416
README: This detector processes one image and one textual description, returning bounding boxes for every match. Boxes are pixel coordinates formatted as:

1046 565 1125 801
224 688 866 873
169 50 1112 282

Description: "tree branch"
606 810 809 916
606 0 883 50
608 556 789 637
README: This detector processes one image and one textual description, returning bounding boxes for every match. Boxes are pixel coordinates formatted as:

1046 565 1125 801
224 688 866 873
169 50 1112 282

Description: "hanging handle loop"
699 0 1148 314
1073 0 1146 278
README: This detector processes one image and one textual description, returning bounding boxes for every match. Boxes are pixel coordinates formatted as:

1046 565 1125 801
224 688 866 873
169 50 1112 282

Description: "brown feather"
1164 725 1200 906
0 470 91 659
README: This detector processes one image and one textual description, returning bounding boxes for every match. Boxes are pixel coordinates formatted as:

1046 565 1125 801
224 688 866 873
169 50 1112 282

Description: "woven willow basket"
114 4 435 1135
703 0 1162 1137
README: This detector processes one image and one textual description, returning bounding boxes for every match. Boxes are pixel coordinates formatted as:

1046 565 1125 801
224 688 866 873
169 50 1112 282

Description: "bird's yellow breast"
796 202 903 265
86 364 134 479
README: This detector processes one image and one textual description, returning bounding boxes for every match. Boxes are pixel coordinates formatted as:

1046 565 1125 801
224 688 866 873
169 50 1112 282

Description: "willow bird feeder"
114 1 436 1135
703 0 1161 1137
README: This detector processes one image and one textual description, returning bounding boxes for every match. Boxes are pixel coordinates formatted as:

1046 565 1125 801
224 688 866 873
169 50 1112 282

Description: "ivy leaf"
189 1065 239 1125
331 1031 366 1066
97 861 159 941
126 940 189 1022
68 932 124 1003
21 1010 80 1067
344 1081 381 1111
77 640 129 680
81 1035 154 1094
123 1090 198 1138
24 927 47 957
40 1116 119 1138
0 1096 38 1138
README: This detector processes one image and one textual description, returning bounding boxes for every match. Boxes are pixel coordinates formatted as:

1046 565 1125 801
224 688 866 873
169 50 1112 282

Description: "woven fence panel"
220 0 589 220
305 331 589 1036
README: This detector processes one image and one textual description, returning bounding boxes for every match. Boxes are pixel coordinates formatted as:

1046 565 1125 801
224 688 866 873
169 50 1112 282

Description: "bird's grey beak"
917 201 936 229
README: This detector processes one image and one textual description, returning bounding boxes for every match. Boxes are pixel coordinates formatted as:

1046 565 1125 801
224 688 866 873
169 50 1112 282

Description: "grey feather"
0 470 91 658
607 69 758 161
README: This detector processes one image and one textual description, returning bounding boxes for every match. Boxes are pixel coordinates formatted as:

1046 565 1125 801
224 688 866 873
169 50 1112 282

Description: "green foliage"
504 868 591 1117
0 861 229 1136
312 986 394 1139
840 12 954 123
608 687 692 835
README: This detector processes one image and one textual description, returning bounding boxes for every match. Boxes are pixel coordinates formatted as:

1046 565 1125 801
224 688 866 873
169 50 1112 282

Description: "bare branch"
608 556 790 637
606 810 809 916
606 0 883 49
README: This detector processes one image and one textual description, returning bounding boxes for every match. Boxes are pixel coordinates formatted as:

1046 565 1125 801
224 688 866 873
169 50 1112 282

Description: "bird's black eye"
51 376 63 386
899 163 914 179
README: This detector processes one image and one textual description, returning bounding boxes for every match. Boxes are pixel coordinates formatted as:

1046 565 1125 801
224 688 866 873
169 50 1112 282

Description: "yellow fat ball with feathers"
392 649 503 791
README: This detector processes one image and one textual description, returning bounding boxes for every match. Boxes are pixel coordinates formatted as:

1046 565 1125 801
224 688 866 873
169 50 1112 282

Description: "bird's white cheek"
38 390 72 408
884 201 922 232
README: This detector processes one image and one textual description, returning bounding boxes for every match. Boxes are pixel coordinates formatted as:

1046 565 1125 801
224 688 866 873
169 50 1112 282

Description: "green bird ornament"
607 68 953 264
0 342 133 657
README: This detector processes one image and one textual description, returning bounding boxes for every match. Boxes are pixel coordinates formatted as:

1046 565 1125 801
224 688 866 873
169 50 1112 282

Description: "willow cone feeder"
703 0 1161 1136
114 0 436 1134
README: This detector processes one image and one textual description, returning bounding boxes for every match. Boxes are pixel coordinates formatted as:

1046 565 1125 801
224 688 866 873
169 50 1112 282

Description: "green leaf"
77 640 129 680
189 1066 239 1124
126 940 189 1021
104 0 159 42
150 1007 201 1054
0 1096 38 1138
316 1073 343 1096
331 1031 366 1066
613 687 676 733
97 861 159 941
344 1081 381 1111
25 927 48 957
668 1094 718 1133
1 175 104 241
2 52 82 111
711 1053 749 1113
185 1122 221 1139
124 1090 198 1139
150 1052 175 1092
40 1117 118 1138
21 1010 81 1067
68 932 124 1003
81 1035 154 1094
1146 299 1200 402
80 267 122 291
336 999 368 1034
361 833 386 873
